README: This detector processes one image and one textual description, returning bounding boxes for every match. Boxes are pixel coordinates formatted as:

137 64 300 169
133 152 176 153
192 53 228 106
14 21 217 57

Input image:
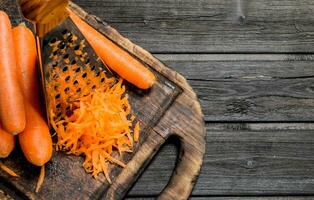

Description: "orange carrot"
0 162 19 177
13 24 40 109
134 122 140 142
0 125 15 158
46 64 140 180
13 24 53 167
19 104 52 167
0 11 26 135
35 165 45 193
68 10 156 90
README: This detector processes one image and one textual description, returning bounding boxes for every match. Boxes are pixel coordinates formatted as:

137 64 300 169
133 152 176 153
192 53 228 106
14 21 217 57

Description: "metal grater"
39 18 116 125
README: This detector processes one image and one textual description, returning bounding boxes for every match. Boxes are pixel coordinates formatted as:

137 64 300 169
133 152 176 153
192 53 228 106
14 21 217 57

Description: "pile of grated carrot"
47 67 140 182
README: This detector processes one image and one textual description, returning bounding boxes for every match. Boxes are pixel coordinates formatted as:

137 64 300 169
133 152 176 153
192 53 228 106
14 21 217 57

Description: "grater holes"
82 73 87 78
55 94 61 99
64 87 70 93
60 43 66 49
75 68 81 73
50 38 57 44
64 54 69 59
76 88 81 93
63 54 70 62
74 45 80 51
65 76 71 82
73 80 79 85
53 74 59 79
52 50 58 56
71 60 77 65
92 85 96 89
101 78 105 83
57 113 62 118
56 103 62 109
85 59 90 64
62 29 72 39
62 66 68 72
52 62 58 68
95 72 100 77
66 110 73 117
91 66 96 71
68 36 74 44
61 29 69 35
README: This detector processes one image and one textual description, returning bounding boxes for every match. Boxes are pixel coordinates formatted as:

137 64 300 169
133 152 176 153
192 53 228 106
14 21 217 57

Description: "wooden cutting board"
0 1 206 199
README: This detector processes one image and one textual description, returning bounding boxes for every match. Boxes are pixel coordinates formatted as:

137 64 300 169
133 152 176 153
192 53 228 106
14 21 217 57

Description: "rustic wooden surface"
2 0 314 199
71 0 314 199
0 1 205 200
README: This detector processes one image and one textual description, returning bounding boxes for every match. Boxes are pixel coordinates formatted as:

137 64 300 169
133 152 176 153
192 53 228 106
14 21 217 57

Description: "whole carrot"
0 11 26 135
69 10 156 90
0 125 15 158
13 24 52 167
19 104 52 167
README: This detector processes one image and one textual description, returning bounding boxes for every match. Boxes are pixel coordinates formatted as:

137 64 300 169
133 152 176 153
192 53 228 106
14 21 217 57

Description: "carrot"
68 10 156 90
0 11 26 135
0 162 19 177
19 102 52 167
13 24 53 167
35 165 45 193
134 122 140 142
13 24 39 108
0 125 15 158
46 63 140 181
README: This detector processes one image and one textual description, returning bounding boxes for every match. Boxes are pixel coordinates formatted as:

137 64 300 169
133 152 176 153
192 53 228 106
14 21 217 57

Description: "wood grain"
2 0 314 199
128 123 314 196
73 0 314 53
0 2 206 200
156 54 314 121
68 4 206 199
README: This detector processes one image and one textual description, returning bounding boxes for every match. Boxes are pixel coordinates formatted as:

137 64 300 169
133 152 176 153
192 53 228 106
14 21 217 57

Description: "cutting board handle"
151 92 206 200
158 133 205 200
106 125 205 200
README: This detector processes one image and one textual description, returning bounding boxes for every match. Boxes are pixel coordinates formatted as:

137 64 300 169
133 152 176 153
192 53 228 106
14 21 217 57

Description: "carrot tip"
35 165 45 193
0 162 19 177
12 132 19 136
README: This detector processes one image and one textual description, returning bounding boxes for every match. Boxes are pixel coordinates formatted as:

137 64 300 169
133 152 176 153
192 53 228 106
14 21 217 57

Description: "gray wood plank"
155 54 314 121
74 0 314 53
128 123 314 196
126 197 314 200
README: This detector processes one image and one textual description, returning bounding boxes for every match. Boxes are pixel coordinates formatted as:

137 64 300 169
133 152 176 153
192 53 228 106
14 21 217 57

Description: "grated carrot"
0 162 19 177
134 122 140 142
46 63 141 182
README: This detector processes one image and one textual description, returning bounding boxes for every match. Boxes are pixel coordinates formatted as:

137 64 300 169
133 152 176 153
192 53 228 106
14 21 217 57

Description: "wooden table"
3 0 314 199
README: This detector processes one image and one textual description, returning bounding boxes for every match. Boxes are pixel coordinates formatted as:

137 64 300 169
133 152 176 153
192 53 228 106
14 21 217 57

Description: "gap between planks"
155 54 314 62
154 53 314 122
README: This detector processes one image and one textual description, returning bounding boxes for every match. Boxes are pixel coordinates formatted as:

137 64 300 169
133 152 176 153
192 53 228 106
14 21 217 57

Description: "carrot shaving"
46 62 141 182
0 162 19 177
134 122 140 142
35 165 45 193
